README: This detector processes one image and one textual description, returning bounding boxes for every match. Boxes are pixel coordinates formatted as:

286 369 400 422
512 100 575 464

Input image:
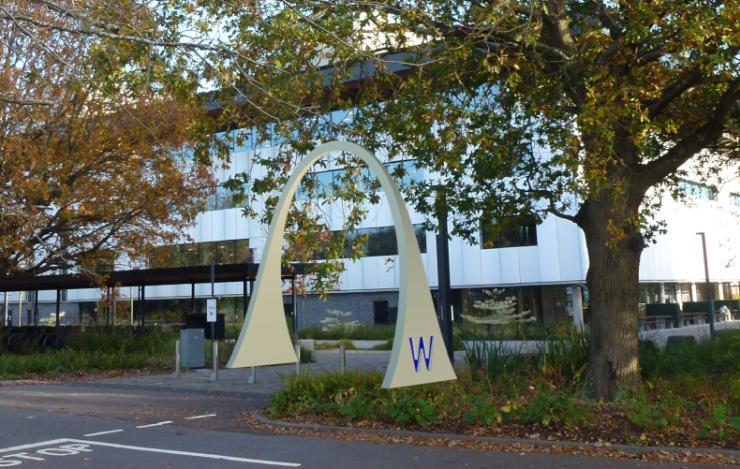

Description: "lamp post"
696 232 716 337
435 188 454 362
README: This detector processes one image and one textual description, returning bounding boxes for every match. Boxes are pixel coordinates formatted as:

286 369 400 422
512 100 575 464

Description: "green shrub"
384 394 437 427
267 371 384 418
698 404 740 440
299 347 315 363
462 393 500 426
371 338 393 350
537 326 589 384
463 340 530 379
640 330 740 379
515 386 587 427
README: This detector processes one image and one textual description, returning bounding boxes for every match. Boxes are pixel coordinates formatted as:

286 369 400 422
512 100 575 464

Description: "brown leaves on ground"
241 411 739 466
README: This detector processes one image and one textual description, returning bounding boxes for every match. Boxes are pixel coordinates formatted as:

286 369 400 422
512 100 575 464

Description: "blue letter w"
409 336 433 372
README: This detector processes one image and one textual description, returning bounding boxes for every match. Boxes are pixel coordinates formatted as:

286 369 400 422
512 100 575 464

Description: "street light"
696 232 716 337
435 187 454 362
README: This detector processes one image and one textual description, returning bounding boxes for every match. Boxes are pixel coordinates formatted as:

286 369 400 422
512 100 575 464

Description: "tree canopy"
188 0 739 398
0 0 211 277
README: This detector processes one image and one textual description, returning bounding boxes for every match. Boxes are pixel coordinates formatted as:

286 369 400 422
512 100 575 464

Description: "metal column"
697 232 716 337
435 192 454 361
55 289 61 327
243 279 249 321
138 286 145 328
190 282 195 316
291 276 298 339
32 290 39 326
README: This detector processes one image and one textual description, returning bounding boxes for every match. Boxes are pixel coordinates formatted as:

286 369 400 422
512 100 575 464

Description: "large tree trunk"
580 197 644 400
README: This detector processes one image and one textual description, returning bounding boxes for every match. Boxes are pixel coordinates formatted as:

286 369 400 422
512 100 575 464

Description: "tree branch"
646 67 705 118
0 4 215 52
639 78 740 189
594 0 622 38
0 94 53 106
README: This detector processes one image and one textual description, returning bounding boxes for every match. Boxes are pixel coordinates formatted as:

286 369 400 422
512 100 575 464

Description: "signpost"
208 261 218 382
206 298 217 323
207 297 218 381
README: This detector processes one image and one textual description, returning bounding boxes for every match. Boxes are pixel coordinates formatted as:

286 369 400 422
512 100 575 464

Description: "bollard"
209 340 218 382
175 340 181 380
339 342 346 375
247 366 256 384
295 343 301 374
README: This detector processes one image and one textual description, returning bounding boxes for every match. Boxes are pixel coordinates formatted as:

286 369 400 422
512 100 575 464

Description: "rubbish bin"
180 328 205 368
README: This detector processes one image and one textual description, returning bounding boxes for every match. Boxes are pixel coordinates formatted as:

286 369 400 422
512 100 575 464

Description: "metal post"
190 282 195 316
55 289 61 327
129 286 134 325
3 292 8 326
17 291 23 326
697 232 716 337
243 279 249 321
209 261 218 382
291 276 298 339
112 287 117 325
210 261 215 297
32 290 38 326
105 286 111 327
339 342 346 375
435 191 454 362
175 340 181 379
295 342 301 374
138 286 145 328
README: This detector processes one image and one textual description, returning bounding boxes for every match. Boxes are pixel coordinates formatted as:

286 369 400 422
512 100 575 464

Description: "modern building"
3 128 739 330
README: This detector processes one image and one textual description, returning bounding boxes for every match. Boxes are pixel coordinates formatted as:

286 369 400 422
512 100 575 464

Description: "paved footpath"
0 352 729 468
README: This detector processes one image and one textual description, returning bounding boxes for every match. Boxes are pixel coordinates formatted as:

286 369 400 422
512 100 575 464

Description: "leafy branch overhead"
0 1 212 277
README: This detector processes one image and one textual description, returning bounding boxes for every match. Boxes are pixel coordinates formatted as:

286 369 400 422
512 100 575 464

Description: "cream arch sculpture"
226 140 456 388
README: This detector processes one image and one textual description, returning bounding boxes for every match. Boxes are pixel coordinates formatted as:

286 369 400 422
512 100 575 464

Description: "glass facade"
206 186 239 211
296 160 423 200
311 224 427 259
480 219 538 249
149 239 252 268
677 179 718 201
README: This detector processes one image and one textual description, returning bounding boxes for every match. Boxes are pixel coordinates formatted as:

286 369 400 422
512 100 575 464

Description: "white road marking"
83 429 124 437
136 420 173 429
68 439 301 467
0 439 69 453
185 413 217 420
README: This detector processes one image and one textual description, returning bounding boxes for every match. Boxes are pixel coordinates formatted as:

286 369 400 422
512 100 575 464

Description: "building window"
307 224 427 260
149 239 252 268
296 160 423 200
206 185 240 211
730 193 740 208
348 225 427 257
677 179 718 201
480 219 538 249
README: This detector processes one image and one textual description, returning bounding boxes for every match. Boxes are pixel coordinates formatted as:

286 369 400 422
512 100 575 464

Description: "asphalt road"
0 382 718 468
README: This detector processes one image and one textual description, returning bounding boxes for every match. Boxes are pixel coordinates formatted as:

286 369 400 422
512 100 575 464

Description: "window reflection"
149 239 252 268
480 219 538 249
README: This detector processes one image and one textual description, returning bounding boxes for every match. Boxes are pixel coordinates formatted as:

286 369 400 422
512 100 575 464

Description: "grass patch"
0 327 177 379
0 349 171 378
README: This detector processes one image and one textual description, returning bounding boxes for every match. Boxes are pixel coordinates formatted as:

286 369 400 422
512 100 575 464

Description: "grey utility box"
180 328 206 368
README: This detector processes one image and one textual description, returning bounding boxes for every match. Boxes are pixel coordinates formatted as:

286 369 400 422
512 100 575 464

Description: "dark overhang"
0 263 308 292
